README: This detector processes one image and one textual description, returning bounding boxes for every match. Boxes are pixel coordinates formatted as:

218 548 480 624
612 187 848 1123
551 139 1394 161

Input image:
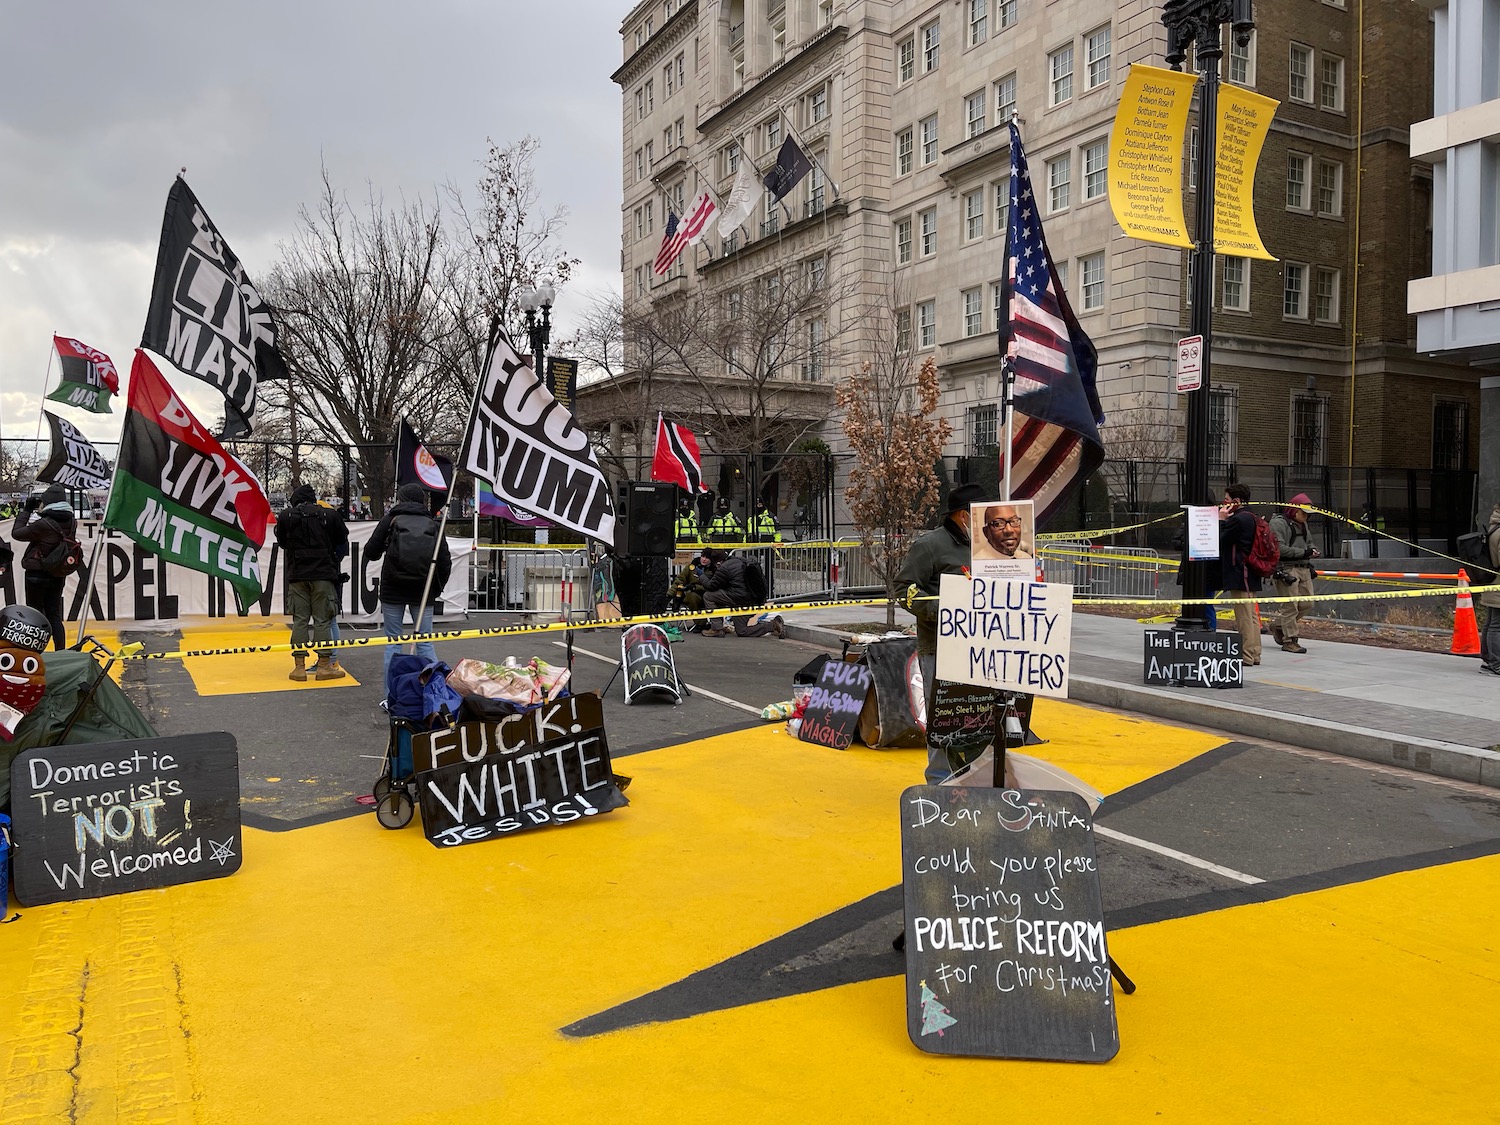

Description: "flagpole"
999 112 1023 505
77 398 132 648
33 337 57 449
778 106 841 200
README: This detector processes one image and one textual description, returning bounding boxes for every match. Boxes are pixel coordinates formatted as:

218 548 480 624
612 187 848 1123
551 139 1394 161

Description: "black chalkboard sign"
417 726 629 848
900 785 1118 1061
10 733 242 907
798 658 873 750
927 681 998 771
415 695 608 773
1143 629 1242 688
621 623 680 703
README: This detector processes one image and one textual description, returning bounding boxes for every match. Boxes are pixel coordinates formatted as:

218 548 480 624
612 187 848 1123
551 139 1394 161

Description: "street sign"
1175 334 1203 392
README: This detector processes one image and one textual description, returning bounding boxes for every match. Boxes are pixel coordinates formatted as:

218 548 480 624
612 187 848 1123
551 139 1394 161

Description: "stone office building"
605 0 1478 510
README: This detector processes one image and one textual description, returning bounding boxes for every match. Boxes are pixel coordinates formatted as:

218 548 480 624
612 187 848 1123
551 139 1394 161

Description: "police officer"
675 500 700 545
750 501 782 544
707 498 744 543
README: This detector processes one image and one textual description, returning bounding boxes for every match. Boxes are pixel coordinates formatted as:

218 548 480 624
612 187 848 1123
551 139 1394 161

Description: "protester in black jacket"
366 483 452 678
1217 481 1262 666
12 484 76 650
273 484 349 681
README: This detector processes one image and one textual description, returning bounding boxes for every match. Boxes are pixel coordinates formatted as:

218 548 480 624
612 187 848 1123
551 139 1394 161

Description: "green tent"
1 649 156 811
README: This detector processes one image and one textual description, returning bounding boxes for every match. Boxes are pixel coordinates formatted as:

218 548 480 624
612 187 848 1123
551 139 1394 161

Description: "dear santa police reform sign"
935 575 1073 699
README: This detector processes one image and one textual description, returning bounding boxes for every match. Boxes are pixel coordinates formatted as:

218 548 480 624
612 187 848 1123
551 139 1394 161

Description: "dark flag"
38 411 112 491
999 121 1106 528
651 413 708 495
394 417 454 493
763 136 813 203
141 176 288 439
458 330 616 545
46 335 120 414
104 350 274 612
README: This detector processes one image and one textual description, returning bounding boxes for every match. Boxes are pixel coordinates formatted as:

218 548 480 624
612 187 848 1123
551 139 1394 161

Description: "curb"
784 621 1500 791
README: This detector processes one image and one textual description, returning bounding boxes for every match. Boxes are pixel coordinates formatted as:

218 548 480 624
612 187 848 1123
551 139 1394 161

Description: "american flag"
1000 120 1106 528
653 192 717 275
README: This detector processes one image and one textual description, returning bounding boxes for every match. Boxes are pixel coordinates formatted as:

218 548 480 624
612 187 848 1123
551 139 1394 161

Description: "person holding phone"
1218 482 1262 665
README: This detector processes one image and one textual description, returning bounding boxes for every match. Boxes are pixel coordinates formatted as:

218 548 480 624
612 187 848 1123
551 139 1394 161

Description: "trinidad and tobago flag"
103 349 272 612
650 413 707 495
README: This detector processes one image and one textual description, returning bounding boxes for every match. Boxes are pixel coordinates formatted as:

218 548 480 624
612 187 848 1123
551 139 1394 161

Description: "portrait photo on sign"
969 499 1035 579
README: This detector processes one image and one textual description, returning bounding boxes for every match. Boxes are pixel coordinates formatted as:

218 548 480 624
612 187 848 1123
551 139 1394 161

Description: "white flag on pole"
717 157 760 239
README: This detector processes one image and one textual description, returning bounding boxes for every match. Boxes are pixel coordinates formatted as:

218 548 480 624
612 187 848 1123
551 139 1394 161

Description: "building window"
1083 140 1108 200
818 0 832 26
677 53 685 87
922 21 941 71
968 404 999 454
1433 399 1470 470
896 308 913 353
1289 44 1312 103
635 149 645 182
1053 259 1068 293
896 127 914 176
664 61 675 95
964 189 986 240
917 300 937 348
766 116 782 153
1314 267 1340 323
895 217 912 264
809 86 828 125
919 207 938 255
725 145 740 175
998 0 1017 29
645 200 654 233
963 288 984 336
635 26 646 49
676 118 685 147
807 160 826 215
1283 262 1307 318
1048 153 1071 212
1229 30 1255 86
634 207 645 239
898 36 915 82
1085 26 1111 89
1222 256 1249 311
664 126 674 152
992 281 1006 329
635 87 647 121
1316 160 1343 217
1080 252 1105 311
645 139 654 167
920 115 939 164
969 0 987 46
1050 44 1074 105
1290 393 1327 465
994 182 1010 234
805 319 825 380
966 91 987 138
995 73 1017 123
807 256 826 289
1287 153 1309 210
1188 125 1198 190
634 266 645 296
1320 56 1344 111
771 12 786 61
1208 386 1239 472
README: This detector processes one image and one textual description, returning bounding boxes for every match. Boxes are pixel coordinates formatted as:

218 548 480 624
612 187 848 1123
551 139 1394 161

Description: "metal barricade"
470 546 593 617
1038 540 1094 593
1081 546 1162 600
764 541 835 601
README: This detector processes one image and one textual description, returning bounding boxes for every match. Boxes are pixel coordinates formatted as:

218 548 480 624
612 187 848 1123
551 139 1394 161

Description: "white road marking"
1093 824 1264 885
553 641 762 716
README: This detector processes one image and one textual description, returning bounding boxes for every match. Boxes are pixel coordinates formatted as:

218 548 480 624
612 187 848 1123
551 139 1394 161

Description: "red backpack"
1244 514 1281 580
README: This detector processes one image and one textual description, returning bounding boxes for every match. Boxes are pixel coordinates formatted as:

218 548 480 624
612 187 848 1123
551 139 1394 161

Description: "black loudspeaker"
614 556 670 617
624 481 677 557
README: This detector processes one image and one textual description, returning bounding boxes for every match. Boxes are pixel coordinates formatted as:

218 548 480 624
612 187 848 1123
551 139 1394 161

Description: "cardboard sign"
417 727 629 848
936 575 1073 699
797 659 872 750
10 733 242 906
1143 630 1242 688
621 623 680 703
414 696 608 774
901 786 1118 1061
857 637 925 748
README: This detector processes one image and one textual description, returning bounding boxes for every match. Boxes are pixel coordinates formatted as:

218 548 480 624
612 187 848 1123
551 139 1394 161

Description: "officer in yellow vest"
750 501 782 543
675 500 700 544
707 498 744 543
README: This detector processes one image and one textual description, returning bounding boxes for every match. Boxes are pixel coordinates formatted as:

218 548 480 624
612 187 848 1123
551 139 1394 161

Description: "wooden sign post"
10 732 242 906
900 785 1119 1061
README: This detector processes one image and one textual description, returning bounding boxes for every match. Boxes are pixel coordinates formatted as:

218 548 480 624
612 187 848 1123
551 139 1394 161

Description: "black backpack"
385 512 438 585
32 518 85 578
1458 521 1500 579
744 559 768 605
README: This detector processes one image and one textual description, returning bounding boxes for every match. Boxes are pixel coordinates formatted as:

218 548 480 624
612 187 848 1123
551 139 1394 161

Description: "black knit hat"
947 483 988 512
290 484 317 506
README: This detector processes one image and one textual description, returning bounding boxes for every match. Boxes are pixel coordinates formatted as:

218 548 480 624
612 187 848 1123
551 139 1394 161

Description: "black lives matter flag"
46 336 119 414
104 350 274 612
38 412 112 491
141 177 287 438
458 331 616 545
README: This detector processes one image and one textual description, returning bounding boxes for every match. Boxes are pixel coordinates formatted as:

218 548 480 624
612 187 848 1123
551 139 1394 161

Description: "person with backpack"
700 548 784 637
1478 501 1500 676
274 484 349 682
1268 493 1319 655
1218 482 1264 666
12 484 80 650
366 483 452 677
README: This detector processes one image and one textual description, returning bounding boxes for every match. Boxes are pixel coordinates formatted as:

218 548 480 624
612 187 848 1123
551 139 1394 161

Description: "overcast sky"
0 0 627 446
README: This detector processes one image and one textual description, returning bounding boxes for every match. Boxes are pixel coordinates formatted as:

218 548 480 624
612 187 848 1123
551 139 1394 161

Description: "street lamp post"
1162 0 1254 631
518 283 556 377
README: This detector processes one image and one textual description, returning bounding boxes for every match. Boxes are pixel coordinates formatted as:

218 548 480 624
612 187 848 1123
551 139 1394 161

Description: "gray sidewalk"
782 602 1500 789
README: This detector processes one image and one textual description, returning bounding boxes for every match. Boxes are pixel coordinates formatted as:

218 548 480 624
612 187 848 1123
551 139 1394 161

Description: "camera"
1272 568 1295 584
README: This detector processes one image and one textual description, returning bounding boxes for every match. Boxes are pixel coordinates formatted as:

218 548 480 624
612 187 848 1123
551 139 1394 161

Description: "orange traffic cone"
1451 568 1481 656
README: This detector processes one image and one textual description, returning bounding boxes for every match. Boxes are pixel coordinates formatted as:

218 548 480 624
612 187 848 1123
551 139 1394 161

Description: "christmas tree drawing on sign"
919 981 957 1037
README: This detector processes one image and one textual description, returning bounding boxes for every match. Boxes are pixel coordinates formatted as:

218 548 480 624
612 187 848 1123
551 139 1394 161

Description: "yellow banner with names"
1108 64 1197 249
1212 84 1279 260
